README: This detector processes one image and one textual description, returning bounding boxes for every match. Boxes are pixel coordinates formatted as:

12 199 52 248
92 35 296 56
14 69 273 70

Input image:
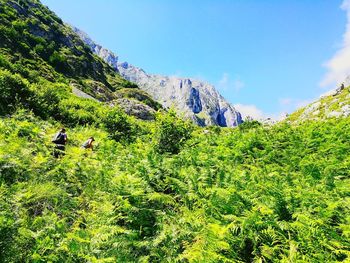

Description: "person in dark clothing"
82 137 95 150
52 128 67 158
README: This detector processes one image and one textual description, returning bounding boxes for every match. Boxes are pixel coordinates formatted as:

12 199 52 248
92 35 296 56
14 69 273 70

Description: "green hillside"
1 0 350 262
0 0 160 118
287 85 350 123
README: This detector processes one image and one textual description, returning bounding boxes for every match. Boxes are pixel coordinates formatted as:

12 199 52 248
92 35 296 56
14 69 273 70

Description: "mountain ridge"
71 26 243 127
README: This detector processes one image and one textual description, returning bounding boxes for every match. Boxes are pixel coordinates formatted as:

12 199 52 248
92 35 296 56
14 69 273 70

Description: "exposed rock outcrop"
73 27 243 127
117 62 242 127
71 85 98 101
288 82 350 122
71 26 119 72
110 98 156 120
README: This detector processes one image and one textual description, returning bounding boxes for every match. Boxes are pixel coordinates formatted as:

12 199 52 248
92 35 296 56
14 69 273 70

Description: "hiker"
82 137 95 150
52 128 67 158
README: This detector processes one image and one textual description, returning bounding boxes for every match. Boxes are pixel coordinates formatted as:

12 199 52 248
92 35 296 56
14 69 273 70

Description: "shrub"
49 51 67 73
0 54 12 69
238 119 262 131
155 110 193 154
0 69 32 115
29 82 69 119
102 107 136 142
58 97 100 126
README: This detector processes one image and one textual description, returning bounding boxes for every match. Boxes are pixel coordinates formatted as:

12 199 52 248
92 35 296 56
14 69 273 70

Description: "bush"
0 54 12 70
58 97 100 126
49 51 67 73
238 119 262 131
155 110 193 154
29 82 69 119
0 69 32 115
102 107 136 142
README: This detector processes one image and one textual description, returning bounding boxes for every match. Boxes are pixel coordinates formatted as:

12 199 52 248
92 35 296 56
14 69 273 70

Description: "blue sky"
42 0 348 119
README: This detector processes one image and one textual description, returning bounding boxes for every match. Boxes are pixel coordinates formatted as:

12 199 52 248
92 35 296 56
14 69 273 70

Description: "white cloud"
320 0 350 88
218 73 245 92
234 99 310 122
279 97 312 109
234 103 265 120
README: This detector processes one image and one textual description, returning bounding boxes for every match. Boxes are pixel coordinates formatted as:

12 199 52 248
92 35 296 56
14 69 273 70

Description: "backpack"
82 140 89 149
52 132 65 144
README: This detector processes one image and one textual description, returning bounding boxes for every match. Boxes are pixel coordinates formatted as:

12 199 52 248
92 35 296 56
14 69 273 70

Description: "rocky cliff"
71 26 119 72
73 28 243 127
118 62 243 127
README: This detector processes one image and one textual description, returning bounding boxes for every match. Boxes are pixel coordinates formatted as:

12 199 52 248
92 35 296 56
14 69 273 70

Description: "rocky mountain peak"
71 26 119 72
73 27 243 127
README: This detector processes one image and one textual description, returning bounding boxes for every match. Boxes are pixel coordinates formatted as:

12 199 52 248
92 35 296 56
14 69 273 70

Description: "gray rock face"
71 85 98 101
110 98 156 120
71 26 119 72
73 27 242 127
118 63 242 127
187 88 202 114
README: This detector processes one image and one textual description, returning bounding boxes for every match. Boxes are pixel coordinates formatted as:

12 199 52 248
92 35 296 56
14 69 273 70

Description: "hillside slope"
1 111 350 262
0 0 160 119
72 27 243 127
288 84 350 122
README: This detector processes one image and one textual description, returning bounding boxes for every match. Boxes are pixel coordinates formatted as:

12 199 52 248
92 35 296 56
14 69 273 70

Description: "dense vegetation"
0 0 158 114
1 109 350 262
0 0 350 262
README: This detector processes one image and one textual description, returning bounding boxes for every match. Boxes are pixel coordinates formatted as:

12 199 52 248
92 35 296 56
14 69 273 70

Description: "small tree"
155 110 193 154
238 119 262 131
102 107 136 142
0 69 32 115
